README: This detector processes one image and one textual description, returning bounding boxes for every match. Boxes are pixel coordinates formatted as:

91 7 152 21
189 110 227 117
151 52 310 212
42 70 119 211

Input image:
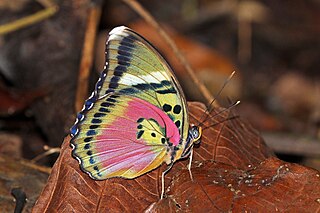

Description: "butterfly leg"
187 147 194 181
161 162 174 199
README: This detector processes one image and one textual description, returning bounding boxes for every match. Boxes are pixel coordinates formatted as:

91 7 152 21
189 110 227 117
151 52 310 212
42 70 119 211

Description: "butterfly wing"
71 94 179 179
96 26 189 145
71 26 191 179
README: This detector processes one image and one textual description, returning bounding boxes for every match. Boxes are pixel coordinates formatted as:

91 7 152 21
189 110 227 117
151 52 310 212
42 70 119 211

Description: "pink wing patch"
71 95 180 179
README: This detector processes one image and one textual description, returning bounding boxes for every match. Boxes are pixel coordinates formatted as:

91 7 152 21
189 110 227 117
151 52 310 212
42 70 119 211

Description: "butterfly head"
180 125 202 159
190 125 202 145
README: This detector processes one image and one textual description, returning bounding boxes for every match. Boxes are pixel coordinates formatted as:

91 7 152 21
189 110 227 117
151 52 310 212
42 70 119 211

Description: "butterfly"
70 26 202 199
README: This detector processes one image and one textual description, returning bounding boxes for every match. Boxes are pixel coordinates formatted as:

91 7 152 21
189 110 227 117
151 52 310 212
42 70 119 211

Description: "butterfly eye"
191 126 202 144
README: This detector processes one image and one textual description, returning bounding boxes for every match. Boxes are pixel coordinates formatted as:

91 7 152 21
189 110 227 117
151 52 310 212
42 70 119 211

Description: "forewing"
70 95 180 179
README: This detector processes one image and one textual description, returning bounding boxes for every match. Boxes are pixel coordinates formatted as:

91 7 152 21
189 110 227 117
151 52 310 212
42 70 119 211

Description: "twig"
182 0 237 31
122 0 216 106
75 3 102 112
31 145 61 163
263 132 320 156
0 5 58 35
238 18 251 64
20 159 51 174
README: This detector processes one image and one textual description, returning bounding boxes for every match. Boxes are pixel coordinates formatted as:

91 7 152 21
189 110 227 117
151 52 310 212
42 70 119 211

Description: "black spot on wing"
91 118 102 124
107 98 117 103
173 105 182 114
133 83 152 90
137 130 144 139
118 46 132 57
94 113 106 118
119 87 139 95
119 36 136 48
101 101 114 107
109 76 120 89
84 143 90 149
160 81 171 86
84 137 92 142
89 125 99 129
163 104 172 112
114 65 127 77
175 120 181 128
110 94 120 99
137 118 144 123
156 88 176 94
99 107 110 113
117 55 131 63
118 60 130 66
105 88 115 94
118 44 133 54
161 138 166 144
119 87 141 95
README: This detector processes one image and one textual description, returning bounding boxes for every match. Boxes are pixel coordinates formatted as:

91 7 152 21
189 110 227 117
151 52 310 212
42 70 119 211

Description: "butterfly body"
71 26 201 183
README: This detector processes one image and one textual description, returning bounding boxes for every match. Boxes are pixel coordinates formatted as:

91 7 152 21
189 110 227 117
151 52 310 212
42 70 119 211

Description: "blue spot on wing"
89 157 95 164
87 130 96 136
92 118 102 124
70 125 78 137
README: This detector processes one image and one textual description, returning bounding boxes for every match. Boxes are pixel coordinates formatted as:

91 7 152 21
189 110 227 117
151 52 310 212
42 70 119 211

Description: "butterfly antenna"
197 71 236 126
200 100 240 130
202 115 240 130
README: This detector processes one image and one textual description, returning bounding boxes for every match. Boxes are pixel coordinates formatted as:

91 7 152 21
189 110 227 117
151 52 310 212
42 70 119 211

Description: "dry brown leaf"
149 158 320 212
0 155 50 212
33 102 320 212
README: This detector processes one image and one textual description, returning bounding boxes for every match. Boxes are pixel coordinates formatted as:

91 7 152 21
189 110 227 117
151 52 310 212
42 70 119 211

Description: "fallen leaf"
33 102 320 212
0 155 50 212
149 158 320 212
